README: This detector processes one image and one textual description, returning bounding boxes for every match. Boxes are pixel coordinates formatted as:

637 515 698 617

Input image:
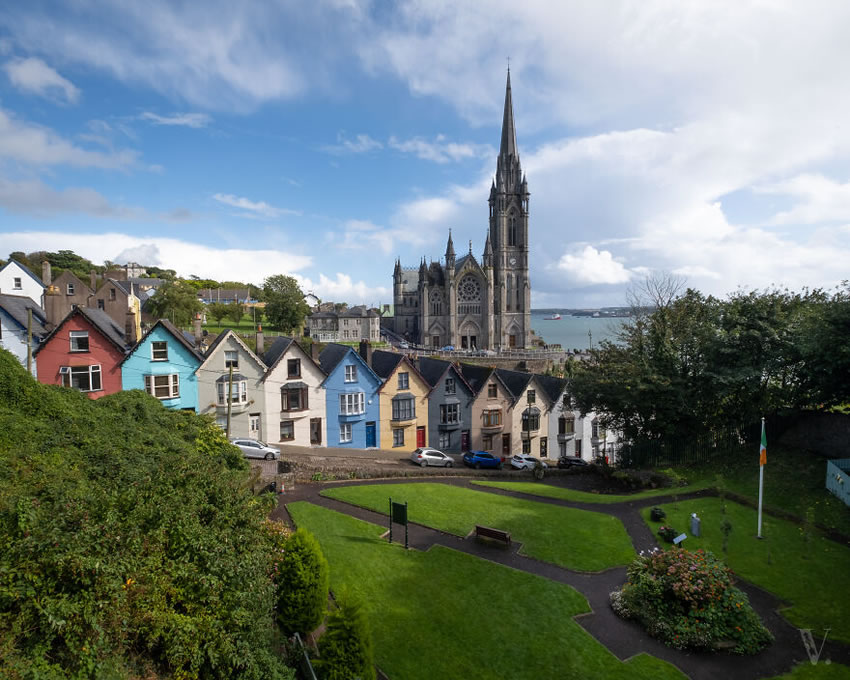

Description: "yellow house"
367 346 430 452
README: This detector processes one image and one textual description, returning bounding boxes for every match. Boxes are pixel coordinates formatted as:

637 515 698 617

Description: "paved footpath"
272 476 850 680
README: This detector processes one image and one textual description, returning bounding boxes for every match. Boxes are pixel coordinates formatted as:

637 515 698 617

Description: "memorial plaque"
673 533 688 545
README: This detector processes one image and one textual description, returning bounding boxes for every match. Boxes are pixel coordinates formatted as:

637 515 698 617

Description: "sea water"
530 312 625 351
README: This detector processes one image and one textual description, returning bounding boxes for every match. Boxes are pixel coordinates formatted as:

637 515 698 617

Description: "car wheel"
475 463 481 470
265 452 274 460
420 460 428 468
446 461 452 468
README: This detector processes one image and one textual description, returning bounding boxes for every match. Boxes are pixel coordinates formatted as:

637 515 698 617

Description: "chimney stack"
90 270 97 291
359 339 373 367
42 260 52 286
193 313 203 347
311 340 320 364
256 324 264 356
125 309 138 346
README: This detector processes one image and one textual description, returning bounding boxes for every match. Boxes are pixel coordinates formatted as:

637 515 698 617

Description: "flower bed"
610 548 773 654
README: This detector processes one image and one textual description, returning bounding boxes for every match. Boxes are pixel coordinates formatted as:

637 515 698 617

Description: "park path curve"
273 476 850 680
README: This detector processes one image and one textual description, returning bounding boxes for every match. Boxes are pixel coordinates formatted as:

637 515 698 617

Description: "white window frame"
60 364 102 392
217 380 248 405
440 403 459 424
145 374 179 399
224 350 238 369
339 392 365 415
392 428 404 447
13 277 22 289
151 341 169 361
344 364 357 382
67 283 75 295
445 377 455 394
340 422 352 443
439 432 451 449
398 372 409 389
280 419 295 441
69 331 90 352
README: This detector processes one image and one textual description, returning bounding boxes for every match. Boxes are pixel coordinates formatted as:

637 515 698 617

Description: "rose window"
457 276 481 315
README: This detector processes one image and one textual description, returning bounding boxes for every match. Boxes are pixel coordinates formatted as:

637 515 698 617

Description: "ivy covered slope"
0 350 294 680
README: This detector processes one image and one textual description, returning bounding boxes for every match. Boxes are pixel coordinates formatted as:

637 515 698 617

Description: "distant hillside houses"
307 305 381 343
197 288 255 305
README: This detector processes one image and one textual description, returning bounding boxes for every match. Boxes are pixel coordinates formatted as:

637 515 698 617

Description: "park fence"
826 459 850 508
618 427 754 468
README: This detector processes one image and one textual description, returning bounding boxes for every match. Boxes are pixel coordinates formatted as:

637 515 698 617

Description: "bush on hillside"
275 528 330 636
316 590 376 680
610 547 773 654
0 349 294 679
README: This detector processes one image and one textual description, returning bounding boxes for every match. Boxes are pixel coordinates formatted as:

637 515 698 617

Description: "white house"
0 260 45 309
538 375 610 462
260 335 327 447
0 293 49 376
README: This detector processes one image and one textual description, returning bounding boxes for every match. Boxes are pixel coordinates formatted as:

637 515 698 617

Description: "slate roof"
416 356 474 394
262 336 294 369
459 363 495 395
317 342 351 375
0 260 45 289
494 368 534 404
0 293 49 338
120 318 204 365
34 306 129 356
197 329 267 372
369 349 404 379
535 374 568 405
340 305 379 318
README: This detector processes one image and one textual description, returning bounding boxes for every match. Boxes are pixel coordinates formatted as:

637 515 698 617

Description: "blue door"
365 422 376 448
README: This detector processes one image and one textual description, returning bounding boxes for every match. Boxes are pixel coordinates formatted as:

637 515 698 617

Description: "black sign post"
388 498 409 549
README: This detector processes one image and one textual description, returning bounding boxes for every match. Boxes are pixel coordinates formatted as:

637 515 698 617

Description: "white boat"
543 313 561 320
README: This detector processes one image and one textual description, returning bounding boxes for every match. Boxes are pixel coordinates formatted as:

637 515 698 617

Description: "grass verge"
320 482 635 571
287 501 685 680
761 662 850 679
642 497 850 644
472 479 712 503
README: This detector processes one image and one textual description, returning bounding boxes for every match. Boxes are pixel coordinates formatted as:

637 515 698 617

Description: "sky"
1 1 849 308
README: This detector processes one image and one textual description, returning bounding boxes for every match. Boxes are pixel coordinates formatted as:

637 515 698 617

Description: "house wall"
469 377 513 456
547 390 597 462
35 315 124 399
197 334 266 438
0 309 39 375
89 281 142 340
378 361 429 453
122 325 200 411
507 376 551 458
426 366 473 453
324 351 381 449
262 342 327 446
44 271 91 327
0 261 43 308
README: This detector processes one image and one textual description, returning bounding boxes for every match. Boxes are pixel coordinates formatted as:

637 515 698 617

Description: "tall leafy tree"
207 302 229 324
262 275 309 333
146 280 203 326
227 301 246 324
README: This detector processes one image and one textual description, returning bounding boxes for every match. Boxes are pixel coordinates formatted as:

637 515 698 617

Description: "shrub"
650 507 667 522
316 590 376 680
611 548 773 654
611 468 674 490
658 525 678 542
275 528 330 635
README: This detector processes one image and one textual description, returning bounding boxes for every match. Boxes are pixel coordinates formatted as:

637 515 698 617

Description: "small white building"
0 293 49 376
0 260 45 309
539 376 613 462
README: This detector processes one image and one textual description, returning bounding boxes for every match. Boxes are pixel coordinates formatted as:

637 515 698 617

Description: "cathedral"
391 70 531 350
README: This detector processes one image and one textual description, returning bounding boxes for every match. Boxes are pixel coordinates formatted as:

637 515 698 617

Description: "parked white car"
231 438 280 460
510 454 548 470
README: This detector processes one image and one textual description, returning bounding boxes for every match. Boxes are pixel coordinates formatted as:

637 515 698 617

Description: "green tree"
8 251 34 271
146 280 203 326
228 301 246 324
316 590 376 680
263 275 310 333
207 302 230 324
275 528 329 635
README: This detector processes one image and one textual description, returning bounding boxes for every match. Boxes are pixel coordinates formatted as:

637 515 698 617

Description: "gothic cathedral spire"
500 68 518 161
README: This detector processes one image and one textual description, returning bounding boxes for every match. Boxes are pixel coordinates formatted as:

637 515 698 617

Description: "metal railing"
826 459 850 508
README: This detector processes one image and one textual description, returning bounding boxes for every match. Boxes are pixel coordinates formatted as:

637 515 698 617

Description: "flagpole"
757 417 765 539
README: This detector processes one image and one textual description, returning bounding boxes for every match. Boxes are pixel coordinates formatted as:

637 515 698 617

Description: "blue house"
318 343 382 448
121 319 204 411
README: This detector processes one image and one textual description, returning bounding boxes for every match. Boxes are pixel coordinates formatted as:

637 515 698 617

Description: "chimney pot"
90 270 97 291
193 312 203 347
256 324 264 356
42 260 52 286
359 339 373 367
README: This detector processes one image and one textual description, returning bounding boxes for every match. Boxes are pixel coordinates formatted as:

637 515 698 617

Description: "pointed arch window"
508 213 517 246
516 275 522 311
506 274 513 312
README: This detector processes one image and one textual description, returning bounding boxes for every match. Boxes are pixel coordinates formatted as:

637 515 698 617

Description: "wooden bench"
475 525 511 547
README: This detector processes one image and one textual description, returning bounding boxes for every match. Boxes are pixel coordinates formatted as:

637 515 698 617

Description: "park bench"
475 524 511 547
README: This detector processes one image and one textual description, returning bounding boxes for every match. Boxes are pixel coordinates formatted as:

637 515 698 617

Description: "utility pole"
226 363 234 439
26 307 33 374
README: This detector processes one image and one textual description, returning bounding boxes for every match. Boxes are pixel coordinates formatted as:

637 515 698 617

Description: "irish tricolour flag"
759 420 767 466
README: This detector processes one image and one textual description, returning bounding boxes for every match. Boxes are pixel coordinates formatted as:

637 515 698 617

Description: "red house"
34 307 131 399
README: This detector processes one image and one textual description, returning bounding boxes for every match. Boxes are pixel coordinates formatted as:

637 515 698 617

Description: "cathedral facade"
391 71 532 350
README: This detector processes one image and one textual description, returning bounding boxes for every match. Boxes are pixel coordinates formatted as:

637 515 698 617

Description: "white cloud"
322 133 383 154
3 56 80 103
212 192 299 219
140 111 212 128
296 272 390 306
0 108 137 168
1 231 313 283
388 135 490 163
758 174 850 226
0 178 144 218
556 245 633 285
335 218 430 255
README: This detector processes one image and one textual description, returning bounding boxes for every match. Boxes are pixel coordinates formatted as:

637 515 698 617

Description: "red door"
416 426 426 448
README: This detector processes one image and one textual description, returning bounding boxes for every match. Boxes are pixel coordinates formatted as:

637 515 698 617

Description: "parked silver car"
410 447 454 468
231 438 280 460
510 454 549 470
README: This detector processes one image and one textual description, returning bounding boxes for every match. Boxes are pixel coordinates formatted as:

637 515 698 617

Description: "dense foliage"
611 548 773 654
572 284 850 442
316 590 376 680
275 529 330 636
145 279 204 327
0 350 294 679
263 275 310 333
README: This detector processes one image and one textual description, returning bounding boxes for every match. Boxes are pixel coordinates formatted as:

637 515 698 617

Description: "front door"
365 421 376 448
509 334 517 348
249 413 260 438
502 433 511 458
540 436 548 458
310 418 322 445
432 335 441 348
461 430 470 452
416 426 426 448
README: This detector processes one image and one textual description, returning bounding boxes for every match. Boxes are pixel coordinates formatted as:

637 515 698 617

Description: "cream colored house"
460 364 514 458
496 369 552 458
261 336 327 447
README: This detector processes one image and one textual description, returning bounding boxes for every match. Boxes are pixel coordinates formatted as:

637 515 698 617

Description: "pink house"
34 307 130 399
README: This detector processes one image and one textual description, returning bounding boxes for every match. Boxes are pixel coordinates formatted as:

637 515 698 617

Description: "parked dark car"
462 450 503 470
557 456 589 469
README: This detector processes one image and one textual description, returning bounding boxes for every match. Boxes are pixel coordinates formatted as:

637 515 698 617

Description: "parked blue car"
462 450 503 470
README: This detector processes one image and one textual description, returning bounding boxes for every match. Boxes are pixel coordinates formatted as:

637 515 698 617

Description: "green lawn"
288 502 685 680
472 479 713 503
642 497 850 644
320 483 635 571
762 662 850 679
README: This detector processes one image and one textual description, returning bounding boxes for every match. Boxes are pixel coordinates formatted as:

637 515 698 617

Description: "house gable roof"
197 329 267 372
261 336 326 383
33 306 128 357
51 269 92 294
416 356 474 394
535 374 568 405
0 293 49 338
0 260 45 289
371 350 429 394
120 318 204 366
494 368 536 405
318 342 381 386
